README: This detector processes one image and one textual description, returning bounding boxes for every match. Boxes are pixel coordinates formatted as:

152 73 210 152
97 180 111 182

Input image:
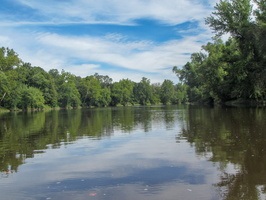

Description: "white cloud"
0 0 220 83
0 27 211 82
67 64 101 77
37 32 207 70
14 0 213 25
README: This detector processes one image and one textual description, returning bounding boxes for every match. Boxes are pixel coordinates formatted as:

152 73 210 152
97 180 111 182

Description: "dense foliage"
173 0 266 104
0 47 187 110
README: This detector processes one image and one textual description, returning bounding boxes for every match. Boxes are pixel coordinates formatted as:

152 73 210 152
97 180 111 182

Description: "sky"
0 0 219 83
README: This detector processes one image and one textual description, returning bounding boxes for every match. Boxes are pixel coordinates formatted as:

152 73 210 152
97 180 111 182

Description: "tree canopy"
0 47 186 110
173 0 266 104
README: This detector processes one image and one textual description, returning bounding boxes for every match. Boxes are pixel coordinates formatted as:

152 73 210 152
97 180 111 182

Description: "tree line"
173 0 266 104
0 47 187 110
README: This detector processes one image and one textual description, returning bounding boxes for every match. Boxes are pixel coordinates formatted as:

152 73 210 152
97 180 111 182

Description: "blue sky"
0 0 219 83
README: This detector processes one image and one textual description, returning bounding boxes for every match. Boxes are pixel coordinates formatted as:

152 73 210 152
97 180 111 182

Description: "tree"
0 71 9 107
58 71 81 108
98 88 111 107
205 0 252 38
0 47 22 71
18 85 45 110
77 76 108 107
172 0 266 103
160 80 175 105
205 0 266 100
173 53 209 103
150 83 161 104
174 83 188 104
133 77 152 105
15 64 58 107
173 52 206 88
111 79 134 106
94 73 113 88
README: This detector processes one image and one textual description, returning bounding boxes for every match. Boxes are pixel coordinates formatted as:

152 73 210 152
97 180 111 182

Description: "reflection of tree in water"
177 106 266 200
0 109 104 173
0 106 182 175
0 111 46 173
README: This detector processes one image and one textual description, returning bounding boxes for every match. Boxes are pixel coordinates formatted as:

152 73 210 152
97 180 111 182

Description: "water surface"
0 105 266 200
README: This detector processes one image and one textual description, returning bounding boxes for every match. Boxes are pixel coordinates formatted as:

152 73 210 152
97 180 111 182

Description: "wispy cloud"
0 0 220 83
14 0 211 25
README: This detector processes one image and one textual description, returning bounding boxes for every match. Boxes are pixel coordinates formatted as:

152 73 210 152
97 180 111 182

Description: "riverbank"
0 107 10 112
1 99 265 113
224 99 266 107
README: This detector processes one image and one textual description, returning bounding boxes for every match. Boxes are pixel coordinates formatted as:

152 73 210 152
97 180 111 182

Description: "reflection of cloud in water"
5 130 220 200
0 107 225 200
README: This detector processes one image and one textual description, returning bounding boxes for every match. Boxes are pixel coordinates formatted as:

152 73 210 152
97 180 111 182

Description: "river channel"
0 105 266 200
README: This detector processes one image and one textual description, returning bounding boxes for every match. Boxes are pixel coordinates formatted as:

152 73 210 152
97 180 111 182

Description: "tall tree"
19 66 58 107
173 52 209 102
111 79 134 106
160 80 175 105
58 71 81 108
133 77 153 105
94 73 113 88
0 71 9 107
174 83 188 104
206 0 266 100
0 47 22 71
18 85 45 110
150 83 161 104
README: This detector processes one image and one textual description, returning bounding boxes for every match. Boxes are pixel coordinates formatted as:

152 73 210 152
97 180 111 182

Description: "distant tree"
174 83 188 104
15 64 58 107
160 80 175 105
0 71 9 107
94 73 113 88
48 69 60 81
173 52 209 103
85 76 102 107
111 79 134 106
0 47 22 71
133 77 152 105
58 71 81 108
98 87 111 107
150 83 161 104
18 85 45 110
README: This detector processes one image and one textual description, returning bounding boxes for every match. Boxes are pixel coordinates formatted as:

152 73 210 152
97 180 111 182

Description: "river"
0 105 266 200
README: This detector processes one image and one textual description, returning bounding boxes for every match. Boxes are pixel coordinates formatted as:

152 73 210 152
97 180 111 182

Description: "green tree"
0 47 22 109
173 52 206 88
133 77 152 105
174 83 188 104
205 0 252 38
111 79 134 106
173 0 266 103
18 85 45 109
0 71 9 107
2 70 21 109
160 80 175 105
0 47 22 71
200 38 229 102
98 87 111 107
173 53 209 103
94 73 113 88
77 76 105 107
206 0 266 100
58 71 81 108
16 65 58 107
150 83 161 104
